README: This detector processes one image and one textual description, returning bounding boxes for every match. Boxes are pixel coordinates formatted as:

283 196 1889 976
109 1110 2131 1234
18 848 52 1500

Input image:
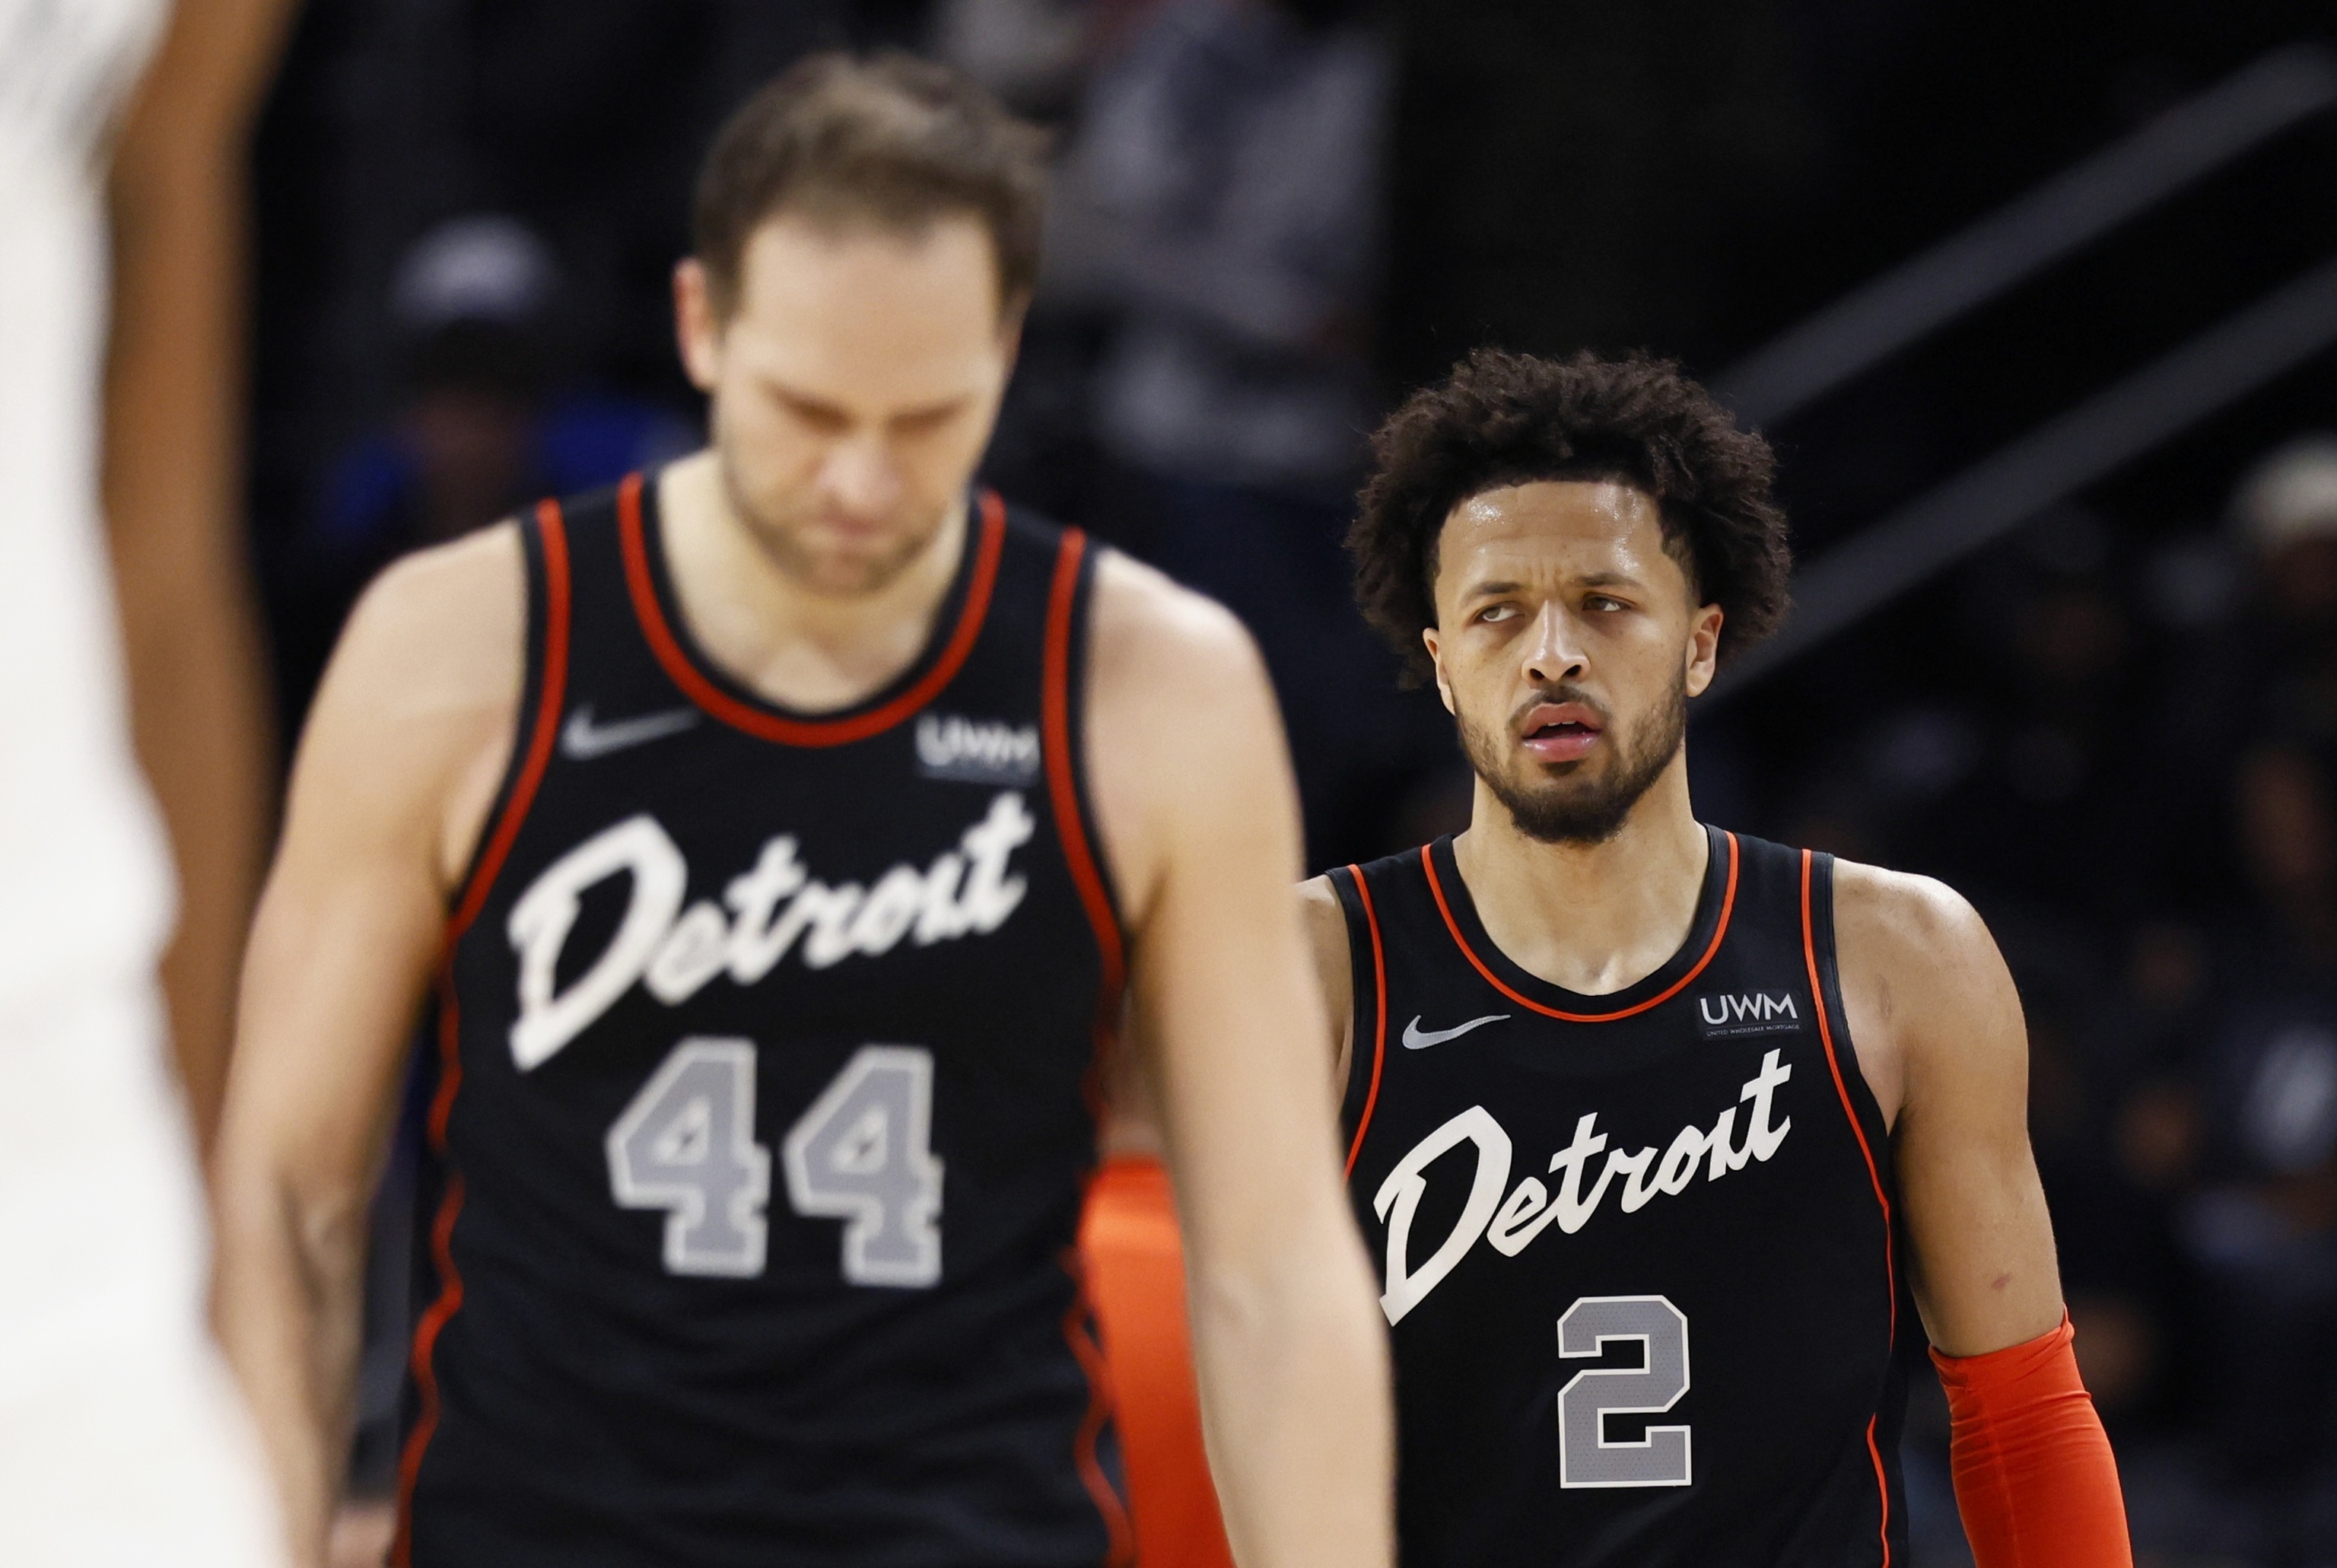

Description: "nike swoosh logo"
1402 1013 1510 1049
560 704 700 760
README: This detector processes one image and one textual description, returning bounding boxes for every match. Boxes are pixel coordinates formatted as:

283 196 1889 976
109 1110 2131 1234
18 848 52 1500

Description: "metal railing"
1699 42 2337 704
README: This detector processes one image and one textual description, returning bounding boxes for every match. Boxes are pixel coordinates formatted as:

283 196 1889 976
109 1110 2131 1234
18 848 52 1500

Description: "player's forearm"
106 134 275 1153
1187 1225 1394 1568
116 561 275 1143
213 1172 371 1567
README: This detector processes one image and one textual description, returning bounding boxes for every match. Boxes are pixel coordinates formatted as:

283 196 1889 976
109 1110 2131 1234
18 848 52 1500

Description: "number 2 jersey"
398 473 1132 1567
1330 829 1908 1567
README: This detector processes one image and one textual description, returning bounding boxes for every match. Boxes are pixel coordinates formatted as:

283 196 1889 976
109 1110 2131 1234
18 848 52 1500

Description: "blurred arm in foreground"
106 0 300 1150
1084 550 1397 1568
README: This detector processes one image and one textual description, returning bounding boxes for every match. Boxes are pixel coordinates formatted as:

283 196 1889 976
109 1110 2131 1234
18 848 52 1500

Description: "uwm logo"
1695 991 1802 1040
916 713 1039 785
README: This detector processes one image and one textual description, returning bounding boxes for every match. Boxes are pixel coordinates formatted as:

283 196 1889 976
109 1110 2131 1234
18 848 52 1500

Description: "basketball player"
1 0 293 1563
211 53 1392 1568
1308 349 2131 1566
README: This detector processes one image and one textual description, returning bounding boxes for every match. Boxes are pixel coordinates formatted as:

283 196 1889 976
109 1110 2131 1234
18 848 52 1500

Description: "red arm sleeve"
1929 1315 2132 1568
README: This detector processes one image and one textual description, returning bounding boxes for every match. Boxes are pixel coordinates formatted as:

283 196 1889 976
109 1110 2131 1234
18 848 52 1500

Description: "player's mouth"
813 509 895 544
1519 701 1604 763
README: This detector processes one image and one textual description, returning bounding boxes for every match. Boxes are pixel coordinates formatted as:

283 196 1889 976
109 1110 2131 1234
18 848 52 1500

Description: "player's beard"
1458 679 1687 846
719 450 948 596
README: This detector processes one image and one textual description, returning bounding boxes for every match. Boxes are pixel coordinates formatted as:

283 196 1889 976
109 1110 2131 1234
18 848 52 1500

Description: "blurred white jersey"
0 3 285 1563
0 0 176 1008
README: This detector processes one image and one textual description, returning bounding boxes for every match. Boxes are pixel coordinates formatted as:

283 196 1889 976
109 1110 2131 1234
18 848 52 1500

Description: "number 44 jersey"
1330 831 1908 1568
402 475 1132 1567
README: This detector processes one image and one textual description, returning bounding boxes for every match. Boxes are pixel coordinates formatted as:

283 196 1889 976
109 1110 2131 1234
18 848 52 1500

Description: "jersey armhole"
1044 527 1127 977
1329 864 1388 1178
444 500 572 936
1805 852 1893 1159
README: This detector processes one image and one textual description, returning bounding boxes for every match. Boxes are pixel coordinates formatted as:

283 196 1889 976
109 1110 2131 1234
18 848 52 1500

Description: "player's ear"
1423 626 1457 714
674 258 723 393
1683 603 1723 698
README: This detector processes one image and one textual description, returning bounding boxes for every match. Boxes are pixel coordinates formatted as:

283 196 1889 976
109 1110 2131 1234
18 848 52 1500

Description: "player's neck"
657 452 970 714
1451 755 1709 997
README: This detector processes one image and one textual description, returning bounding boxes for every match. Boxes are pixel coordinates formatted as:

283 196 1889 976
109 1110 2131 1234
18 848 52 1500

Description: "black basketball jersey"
1331 829 1907 1568
395 474 1133 1568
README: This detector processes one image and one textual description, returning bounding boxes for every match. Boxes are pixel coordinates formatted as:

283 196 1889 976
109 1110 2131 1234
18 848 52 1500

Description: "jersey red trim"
394 499 574 1566
1863 1414 1893 1567
1420 834 1740 1023
1801 848 1898 1568
1042 528 1134 1563
617 472 1005 746
1798 850 1896 1318
1041 529 1126 1043
1062 1243 1138 1567
1341 865 1389 1179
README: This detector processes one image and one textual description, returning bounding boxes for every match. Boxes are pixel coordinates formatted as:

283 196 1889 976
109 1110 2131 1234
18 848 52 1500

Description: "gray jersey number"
781 1045 944 1287
1556 1294 1693 1488
607 1041 943 1287
605 1037 771 1277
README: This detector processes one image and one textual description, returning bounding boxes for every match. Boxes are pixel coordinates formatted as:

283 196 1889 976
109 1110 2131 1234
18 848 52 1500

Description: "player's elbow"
212 1112 370 1314
1184 1214 1386 1371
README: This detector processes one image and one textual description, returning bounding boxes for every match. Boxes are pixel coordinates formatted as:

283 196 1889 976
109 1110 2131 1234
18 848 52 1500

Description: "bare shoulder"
1830 859 1995 966
332 523 526 717
1829 857 2022 1124
1823 860 2009 1019
1086 546 1267 692
295 523 527 891
1082 548 1295 921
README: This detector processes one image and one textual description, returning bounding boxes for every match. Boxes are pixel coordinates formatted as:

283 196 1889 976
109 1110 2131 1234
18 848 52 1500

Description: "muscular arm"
1086 554 1393 1568
1837 864 2129 1566
1834 864 2061 1354
104 0 302 1150
212 528 521 1566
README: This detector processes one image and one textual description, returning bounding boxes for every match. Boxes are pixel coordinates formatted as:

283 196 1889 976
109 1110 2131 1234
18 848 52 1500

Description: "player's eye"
1585 594 1628 613
778 395 851 435
892 405 962 437
1475 603 1520 624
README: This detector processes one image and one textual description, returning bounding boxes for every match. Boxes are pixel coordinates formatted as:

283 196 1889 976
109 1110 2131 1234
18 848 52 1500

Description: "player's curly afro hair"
1349 348 1793 685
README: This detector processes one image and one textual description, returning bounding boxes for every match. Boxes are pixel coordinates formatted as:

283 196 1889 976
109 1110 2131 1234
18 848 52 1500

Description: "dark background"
251 3 2337 1562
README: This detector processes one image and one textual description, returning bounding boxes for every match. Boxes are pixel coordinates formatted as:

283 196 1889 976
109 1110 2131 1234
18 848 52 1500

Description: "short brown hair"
1350 348 1793 685
692 52 1050 315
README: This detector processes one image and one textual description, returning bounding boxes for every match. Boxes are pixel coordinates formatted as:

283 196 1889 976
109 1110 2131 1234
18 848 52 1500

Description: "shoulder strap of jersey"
446 498 572 937
1797 847 1900 1311
1041 524 1126 1056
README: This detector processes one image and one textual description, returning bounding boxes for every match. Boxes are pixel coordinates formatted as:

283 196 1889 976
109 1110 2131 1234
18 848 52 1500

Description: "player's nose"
1520 602 1588 686
818 434 905 518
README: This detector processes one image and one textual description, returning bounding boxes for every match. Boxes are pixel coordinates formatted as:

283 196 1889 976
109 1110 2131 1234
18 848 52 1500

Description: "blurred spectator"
1054 0 1454 868
931 0 1095 117
2230 436 2337 755
2179 745 2337 1478
1820 511 2158 927
272 215 692 723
